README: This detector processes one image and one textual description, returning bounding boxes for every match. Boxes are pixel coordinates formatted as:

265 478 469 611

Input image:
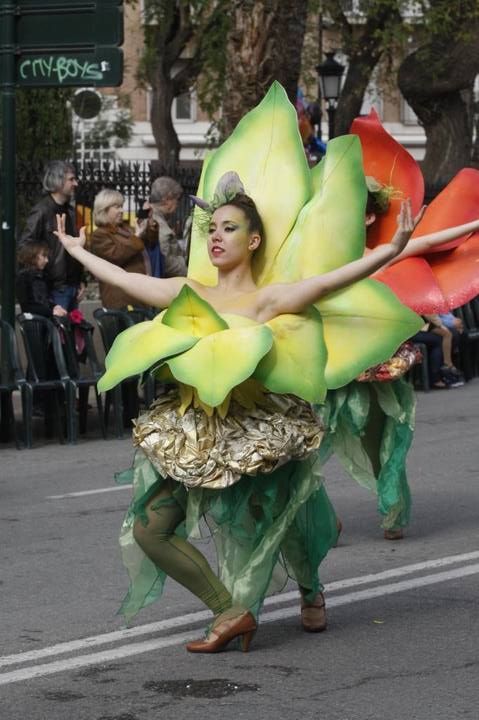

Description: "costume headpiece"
190 171 245 216
365 175 402 214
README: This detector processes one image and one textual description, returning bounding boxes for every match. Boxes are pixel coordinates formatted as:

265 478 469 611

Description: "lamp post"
316 51 345 140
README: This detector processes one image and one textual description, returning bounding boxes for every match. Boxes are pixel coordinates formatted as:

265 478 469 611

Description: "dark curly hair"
218 193 265 238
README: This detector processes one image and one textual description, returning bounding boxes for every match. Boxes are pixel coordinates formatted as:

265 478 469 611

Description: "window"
173 92 195 122
401 98 419 126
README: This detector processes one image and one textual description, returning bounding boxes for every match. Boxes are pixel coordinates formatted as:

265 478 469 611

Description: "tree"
220 0 309 138
321 0 402 137
134 0 230 166
397 0 479 190
16 88 73 163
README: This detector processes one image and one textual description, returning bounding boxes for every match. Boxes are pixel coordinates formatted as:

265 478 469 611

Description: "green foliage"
16 88 74 162
130 0 230 149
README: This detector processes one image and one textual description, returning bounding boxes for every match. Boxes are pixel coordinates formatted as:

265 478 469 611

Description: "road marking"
47 485 132 499
4 549 479 669
1 556 479 685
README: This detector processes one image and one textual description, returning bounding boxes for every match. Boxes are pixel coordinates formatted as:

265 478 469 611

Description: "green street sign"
16 2 123 48
16 47 123 87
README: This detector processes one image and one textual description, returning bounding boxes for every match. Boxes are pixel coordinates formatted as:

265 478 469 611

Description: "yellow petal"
187 151 218 286
254 309 327 402
317 279 423 388
165 325 273 407
98 321 197 392
203 82 312 286
162 284 228 337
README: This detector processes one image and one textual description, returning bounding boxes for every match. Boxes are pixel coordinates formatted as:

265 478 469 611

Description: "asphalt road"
1 380 478 720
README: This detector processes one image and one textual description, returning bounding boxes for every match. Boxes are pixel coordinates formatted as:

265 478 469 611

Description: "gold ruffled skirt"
133 389 323 490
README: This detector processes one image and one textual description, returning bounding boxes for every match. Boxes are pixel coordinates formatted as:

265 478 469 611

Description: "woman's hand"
54 214 86 251
389 200 426 256
135 218 148 236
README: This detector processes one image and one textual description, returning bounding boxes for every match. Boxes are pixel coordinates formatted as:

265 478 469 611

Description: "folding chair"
54 317 106 438
0 320 31 447
17 313 77 444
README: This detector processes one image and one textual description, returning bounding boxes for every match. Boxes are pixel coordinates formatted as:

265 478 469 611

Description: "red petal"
413 168 479 252
428 232 479 309
374 257 448 313
351 109 424 249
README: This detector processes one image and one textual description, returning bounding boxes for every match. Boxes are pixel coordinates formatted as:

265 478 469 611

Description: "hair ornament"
365 175 403 214
191 171 246 231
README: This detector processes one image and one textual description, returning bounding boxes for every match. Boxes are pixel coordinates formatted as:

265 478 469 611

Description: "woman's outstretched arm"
54 215 185 308
386 217 479 266
258 199 421 320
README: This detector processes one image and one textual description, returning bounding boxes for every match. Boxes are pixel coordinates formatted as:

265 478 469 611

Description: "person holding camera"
90 189 149 310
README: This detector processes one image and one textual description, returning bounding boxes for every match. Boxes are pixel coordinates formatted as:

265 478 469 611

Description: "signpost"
0 0 124 331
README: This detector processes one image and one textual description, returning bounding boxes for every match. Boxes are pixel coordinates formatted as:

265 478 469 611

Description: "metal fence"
16 160 202 235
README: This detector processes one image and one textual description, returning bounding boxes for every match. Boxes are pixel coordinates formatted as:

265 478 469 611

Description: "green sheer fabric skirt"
116 450 338 623
318 378 415 530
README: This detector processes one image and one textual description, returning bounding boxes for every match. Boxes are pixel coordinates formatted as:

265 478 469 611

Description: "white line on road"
2 549 479 670
47 485 133 499
1 558 479 685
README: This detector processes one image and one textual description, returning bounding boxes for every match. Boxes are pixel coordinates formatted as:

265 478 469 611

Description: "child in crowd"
16 243 67 318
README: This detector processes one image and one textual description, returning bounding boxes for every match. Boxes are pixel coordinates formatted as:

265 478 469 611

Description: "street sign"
16 3 123 48
16 47 123 87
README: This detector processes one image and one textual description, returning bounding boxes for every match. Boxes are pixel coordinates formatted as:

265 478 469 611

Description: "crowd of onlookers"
15 159 472 396
16 160 189 321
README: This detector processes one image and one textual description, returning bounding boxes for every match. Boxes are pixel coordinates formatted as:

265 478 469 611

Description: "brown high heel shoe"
300 591 327 633
186 610 257 654
384 528 404 540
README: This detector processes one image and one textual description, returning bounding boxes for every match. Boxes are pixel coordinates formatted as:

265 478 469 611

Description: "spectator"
424 314 465 386
16 242 68 318
143 176 187 278
90 189 149 309
20 160 85 311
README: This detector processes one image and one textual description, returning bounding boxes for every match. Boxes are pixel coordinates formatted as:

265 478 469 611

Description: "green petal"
311 157 324 194
97 321 198 392
254 309 327 403
166 325 273 407
187 151 218 286
162 284 228 337
267 135 367 283
316 279 423 389
203 82 311 286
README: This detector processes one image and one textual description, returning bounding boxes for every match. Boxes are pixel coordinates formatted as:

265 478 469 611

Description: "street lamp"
316 51 345 140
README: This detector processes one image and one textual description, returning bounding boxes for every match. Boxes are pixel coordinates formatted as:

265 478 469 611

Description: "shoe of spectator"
441 365 465 387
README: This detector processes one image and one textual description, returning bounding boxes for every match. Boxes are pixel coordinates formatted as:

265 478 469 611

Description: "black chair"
93 308 142 437
54 317 106 438
0 320 31 447
123 306 156 323
454 301 479 379
17 313 77 444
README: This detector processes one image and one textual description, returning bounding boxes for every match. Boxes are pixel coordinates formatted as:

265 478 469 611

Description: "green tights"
133 482 233 616
132 479 320 616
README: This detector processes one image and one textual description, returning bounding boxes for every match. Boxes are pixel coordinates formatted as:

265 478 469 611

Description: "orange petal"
428 232 479 309
374 257 448 313
351 109 424 249
413 168 479 252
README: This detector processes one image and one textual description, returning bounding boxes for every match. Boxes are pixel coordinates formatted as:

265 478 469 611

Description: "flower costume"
99 84 422 624
321 110 479 533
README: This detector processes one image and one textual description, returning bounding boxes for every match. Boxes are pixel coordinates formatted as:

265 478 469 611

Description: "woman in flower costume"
55 83 424 652
320 110 479 539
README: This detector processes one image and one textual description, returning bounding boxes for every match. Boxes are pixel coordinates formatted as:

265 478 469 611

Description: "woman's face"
207 205 260 269
105 202 123 226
